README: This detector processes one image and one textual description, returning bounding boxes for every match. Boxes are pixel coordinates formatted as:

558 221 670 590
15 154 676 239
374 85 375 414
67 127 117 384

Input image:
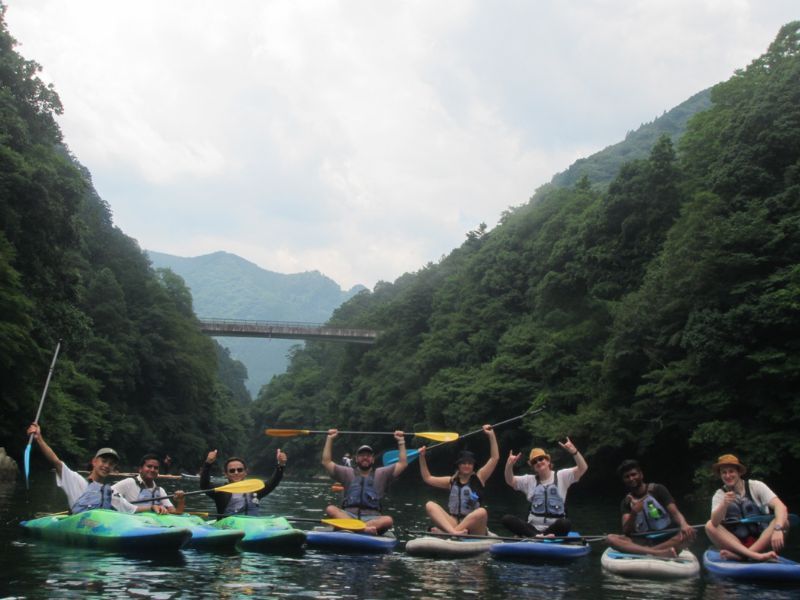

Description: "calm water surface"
1 472 798 599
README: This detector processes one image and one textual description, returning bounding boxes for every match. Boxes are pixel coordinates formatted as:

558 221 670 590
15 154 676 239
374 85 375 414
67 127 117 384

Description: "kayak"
405 534 498 558
20 509 191 552
490 535 591 561
601 548 700 579
703 549 800 581
212 515 306 553
306 527 396 553
142 513 244 551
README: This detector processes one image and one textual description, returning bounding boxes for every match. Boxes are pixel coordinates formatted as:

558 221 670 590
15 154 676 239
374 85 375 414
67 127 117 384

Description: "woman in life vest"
501 437 587 537
26 423 141 514
201 448 287 516
418 425 498 536
705 454 789 562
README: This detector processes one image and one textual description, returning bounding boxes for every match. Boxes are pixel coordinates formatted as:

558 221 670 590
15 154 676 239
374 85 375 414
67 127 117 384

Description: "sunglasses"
227 467 245 473
531 456 548 464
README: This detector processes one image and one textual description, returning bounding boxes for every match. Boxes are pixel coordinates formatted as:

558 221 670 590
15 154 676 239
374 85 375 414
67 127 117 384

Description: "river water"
1 472 798 599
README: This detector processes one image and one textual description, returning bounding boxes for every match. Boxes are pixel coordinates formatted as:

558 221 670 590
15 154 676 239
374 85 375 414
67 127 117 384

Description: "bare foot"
719 549 743 561
453 528 469 536
363 526 378 536
754 551 778 562
649 547 678 559
430 527 445 535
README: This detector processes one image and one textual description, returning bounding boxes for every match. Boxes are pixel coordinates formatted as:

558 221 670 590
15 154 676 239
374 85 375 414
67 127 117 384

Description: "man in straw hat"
501 437 587 537
705 453 789 561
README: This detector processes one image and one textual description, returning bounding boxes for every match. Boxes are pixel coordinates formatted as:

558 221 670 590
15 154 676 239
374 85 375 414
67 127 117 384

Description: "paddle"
265 429 458 442
186 511 366 531
383 406 546 466
24 341 62 490
131 479 265 503
401 529 605 543
638 512 800 539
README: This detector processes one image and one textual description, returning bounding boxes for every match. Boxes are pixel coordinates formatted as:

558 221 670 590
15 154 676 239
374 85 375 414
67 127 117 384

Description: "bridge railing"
197 318 379 344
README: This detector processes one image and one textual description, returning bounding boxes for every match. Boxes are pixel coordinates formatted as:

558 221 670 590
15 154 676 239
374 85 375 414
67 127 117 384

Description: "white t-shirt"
112 475 174 509
512 467 579 529
711 479 777 513
56 462 138 514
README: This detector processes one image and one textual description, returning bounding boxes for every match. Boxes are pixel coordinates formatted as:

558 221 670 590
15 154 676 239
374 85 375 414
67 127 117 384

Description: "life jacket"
71 480 114 514
342 469 381 512
723 480 766 539
135 476 163 508
529 471 567 521
633 484 672 532
448 473 483 518
224 493 261 516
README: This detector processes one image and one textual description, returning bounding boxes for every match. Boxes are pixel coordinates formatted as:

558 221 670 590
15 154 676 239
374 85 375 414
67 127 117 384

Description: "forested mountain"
249 22 800 495
0 7 249 472
147 250 364 396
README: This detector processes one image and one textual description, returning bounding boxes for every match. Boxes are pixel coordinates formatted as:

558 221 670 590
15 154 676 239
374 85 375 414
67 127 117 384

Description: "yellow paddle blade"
215 479 265 494
264 428 311 437
321 518 366 531
415 431 459 442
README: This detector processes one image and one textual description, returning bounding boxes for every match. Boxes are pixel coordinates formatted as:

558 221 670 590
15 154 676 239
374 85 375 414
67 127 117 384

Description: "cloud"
5 0 798 289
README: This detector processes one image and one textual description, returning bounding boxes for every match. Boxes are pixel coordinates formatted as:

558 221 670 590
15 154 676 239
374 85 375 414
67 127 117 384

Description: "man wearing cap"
419 424 498 535
112 453 184 515
322 429 407 535
606 459 695 558
25 423 142 514
502 437 587 537
705 454 789 562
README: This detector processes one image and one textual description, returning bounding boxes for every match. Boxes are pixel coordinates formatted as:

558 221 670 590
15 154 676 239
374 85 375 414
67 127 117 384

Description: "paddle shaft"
25 341 62 489
131 481 264 504
636 513 799 539
401 529 603 543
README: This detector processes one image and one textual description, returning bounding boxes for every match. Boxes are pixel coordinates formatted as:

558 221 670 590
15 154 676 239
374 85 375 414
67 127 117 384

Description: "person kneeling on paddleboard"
322 429 407 535
112 453 185 515
501 438 587 537
201 448 286 516
26 423 145 514
606 459 695 558
419 424 498 536
704 453 789 562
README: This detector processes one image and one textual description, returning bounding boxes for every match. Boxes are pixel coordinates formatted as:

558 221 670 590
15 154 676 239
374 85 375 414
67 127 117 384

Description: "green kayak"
212 515 306 553
141 513 244 551
20 509 191 552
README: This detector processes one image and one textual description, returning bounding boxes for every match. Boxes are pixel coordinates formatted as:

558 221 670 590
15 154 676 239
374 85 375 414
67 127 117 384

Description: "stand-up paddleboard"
20 509 191 553
601 547 700 579
306 527 396 553
490 535 591 561
703 550 800 581
405 533 499 558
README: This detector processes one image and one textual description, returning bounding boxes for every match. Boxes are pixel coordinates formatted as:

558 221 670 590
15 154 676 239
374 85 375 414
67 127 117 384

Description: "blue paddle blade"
23 443 32 489
382 448 420 466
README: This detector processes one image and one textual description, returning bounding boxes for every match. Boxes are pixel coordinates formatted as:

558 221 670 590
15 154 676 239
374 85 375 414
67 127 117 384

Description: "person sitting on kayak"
201 448 287 516
704 454 787 562
322 429 407 535
26 423 141 514
112 453 185 515
419 424 498 536
606 459 695 558
501 438 587 537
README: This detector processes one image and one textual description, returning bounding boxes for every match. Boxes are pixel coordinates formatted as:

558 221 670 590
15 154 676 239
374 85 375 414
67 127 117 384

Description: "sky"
5 1 798 290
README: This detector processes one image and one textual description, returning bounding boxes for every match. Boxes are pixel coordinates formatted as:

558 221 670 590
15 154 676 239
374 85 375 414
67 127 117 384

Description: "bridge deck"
198 318 378 344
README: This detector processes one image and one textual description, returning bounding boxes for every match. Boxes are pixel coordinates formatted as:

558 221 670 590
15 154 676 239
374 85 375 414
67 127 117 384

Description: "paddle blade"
215 479 265 494
321 518 366 531
383 448 420 466
23 443 32 490
264 428 311 437
414 431 459 442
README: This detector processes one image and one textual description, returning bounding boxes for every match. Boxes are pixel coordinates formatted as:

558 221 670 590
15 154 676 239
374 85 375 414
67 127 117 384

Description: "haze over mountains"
147 250 365 396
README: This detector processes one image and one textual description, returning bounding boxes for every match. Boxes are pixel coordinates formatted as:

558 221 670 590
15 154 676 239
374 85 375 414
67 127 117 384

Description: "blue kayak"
703 550 800 581
306 529 396 553
490 534 591 561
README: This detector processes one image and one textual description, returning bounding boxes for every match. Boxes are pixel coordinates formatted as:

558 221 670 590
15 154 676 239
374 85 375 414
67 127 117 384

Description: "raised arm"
258 448 287 498
559 437 587 479
322 429 337 476
504 450 521 488
27 423 62 477
418 446 451 489
477 425 499 484
392 430 408 477
200 449 217 490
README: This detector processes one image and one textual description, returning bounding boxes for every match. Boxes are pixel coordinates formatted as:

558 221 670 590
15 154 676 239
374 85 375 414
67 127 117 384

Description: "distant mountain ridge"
147 250 365 395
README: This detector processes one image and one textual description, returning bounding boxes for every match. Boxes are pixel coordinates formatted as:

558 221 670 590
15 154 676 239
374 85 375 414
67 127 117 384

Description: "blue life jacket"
633 484 672 532
448 474 483 518
71 480 114 514
135 476 164 508
224 493 261 516
723 480 766 539
342 470 381 512
529 471 566 521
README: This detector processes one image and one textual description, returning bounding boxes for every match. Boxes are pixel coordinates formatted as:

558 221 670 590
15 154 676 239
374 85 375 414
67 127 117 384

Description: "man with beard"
322 429 407 535
606 459 695 557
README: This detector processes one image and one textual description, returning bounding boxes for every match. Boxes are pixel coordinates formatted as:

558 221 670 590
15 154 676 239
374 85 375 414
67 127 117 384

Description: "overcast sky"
5 1 797 290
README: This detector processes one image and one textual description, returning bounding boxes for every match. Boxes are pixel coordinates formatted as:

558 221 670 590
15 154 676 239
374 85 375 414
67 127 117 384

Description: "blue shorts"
343 510 381 521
